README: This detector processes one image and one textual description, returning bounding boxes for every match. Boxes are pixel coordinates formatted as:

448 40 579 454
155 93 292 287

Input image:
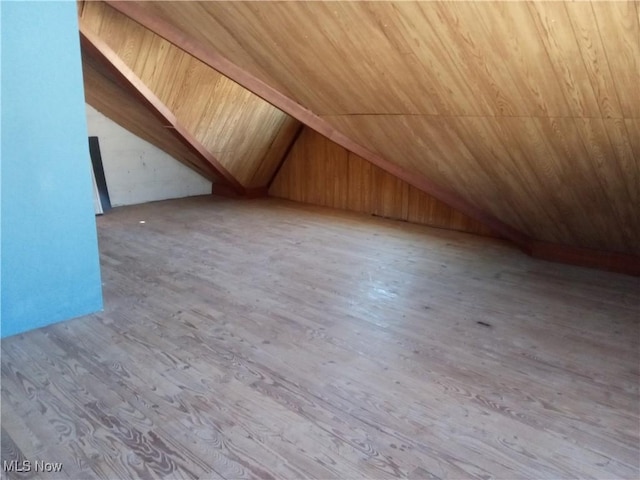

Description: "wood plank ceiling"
79 0 502 241
81 36 220 182
105 0 640 258
80 1 301 194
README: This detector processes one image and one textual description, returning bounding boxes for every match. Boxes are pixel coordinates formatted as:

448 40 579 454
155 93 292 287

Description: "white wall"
85 104 212 207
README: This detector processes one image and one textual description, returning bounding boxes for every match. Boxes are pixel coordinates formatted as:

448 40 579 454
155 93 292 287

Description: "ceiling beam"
82 48 214 180
80 26 245 195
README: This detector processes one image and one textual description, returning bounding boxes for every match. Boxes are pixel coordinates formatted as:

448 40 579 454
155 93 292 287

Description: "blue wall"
1 1 103 337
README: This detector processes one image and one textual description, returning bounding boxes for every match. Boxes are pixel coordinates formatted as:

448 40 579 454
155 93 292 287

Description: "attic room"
1 0 638 478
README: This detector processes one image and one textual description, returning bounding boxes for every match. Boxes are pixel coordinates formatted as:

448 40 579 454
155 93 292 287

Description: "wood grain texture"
81 1 300 189
2 196 639 478
325 114 640 255
270 128 494 237
105 0 640 256
81 36 218 182
81 27 243 193
103 0 533 251
589 0 640 119
107 0 639 119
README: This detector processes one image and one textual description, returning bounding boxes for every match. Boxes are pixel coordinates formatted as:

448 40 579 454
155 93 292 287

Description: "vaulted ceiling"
80 1 301 195
80 1 640 272
81 35 220 182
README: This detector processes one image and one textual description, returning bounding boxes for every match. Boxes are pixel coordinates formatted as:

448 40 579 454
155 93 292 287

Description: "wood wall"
270 129 494 236
82 47 218 182
80 1 300 189
112 1 640 256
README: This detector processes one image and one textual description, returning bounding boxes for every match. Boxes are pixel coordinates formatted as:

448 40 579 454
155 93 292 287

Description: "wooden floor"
2 196 639 480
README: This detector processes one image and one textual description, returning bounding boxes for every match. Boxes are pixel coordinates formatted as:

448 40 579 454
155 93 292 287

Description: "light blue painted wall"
1 0 103 337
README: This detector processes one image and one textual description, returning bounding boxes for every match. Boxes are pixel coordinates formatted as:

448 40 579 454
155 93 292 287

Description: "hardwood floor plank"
2 196 638 479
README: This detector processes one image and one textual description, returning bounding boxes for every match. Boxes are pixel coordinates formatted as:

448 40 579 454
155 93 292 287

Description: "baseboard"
529 241 640 276
211 183 268 199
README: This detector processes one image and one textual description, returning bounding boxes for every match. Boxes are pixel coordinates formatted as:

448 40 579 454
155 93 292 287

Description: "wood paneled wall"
270 129 494 237
82 48 218 182
325 114 639 252
111 1 640 256
80 1 300 189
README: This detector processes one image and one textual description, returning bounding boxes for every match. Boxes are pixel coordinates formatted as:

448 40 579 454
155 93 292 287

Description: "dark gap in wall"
89 136 112 212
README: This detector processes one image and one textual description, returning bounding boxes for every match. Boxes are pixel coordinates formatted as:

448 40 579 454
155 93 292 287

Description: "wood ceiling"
81 33 220 182
83 1 639 272
81 1 301 194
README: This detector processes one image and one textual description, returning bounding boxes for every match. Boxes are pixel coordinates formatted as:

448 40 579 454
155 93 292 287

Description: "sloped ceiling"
80 1 301 194
81 35 219 182
271 127 495 237
105 0 639 260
